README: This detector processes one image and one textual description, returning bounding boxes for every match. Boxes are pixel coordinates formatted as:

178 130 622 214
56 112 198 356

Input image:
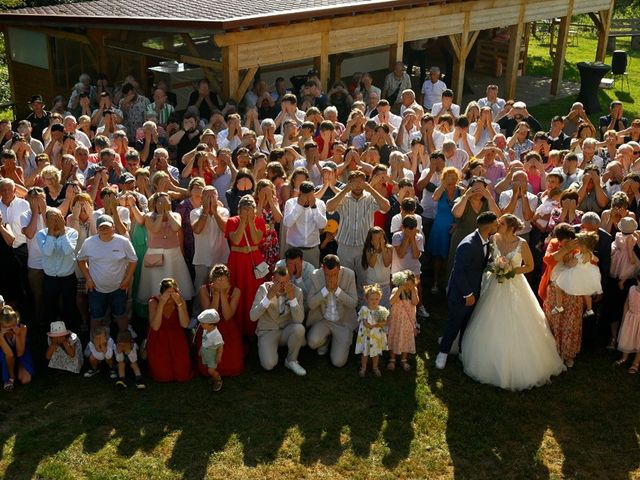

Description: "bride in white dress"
461 214 566 391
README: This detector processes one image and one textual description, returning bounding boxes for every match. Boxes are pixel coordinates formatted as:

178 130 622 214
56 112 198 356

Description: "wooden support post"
505 3 525 101
222 45 239 101
86 29 109 75
319 31 329 92
234 67 258 103
550 0 574 95
595 0 614 62
389 20 405 69
449 12 478 105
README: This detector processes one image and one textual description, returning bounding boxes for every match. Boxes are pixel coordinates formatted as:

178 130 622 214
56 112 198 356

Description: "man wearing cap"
420 67 447 112
25 95 50 143
250 266 307 376
306 254 358 366
77 214 138 334
283 181 327 268
497 101 542 138
118 171 148 212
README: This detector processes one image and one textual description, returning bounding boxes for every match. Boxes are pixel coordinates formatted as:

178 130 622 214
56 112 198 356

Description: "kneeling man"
307 255 358 367
250 266 307 375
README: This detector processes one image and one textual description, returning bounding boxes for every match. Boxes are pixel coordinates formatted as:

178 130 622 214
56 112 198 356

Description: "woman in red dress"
255 179 282 275
196 264 244 376
225 194 266 337
371 165 394 228
147 278 192 382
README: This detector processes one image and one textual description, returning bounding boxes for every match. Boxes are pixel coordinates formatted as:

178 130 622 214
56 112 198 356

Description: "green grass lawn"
527 29 639 127
1 293 639 480
2 30 640 480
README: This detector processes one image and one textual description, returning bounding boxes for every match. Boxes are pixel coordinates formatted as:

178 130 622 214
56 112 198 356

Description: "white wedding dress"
460 239 566 391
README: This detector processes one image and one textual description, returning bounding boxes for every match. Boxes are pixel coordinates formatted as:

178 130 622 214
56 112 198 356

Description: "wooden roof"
0 0 466 30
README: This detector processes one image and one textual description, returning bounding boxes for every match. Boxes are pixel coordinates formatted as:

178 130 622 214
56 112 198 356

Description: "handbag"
143 253 164 268
243 231 269 279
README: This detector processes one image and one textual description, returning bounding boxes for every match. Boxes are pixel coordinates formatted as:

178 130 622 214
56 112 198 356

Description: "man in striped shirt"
326 171 390 301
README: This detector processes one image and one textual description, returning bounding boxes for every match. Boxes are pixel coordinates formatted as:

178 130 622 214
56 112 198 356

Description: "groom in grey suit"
250 267 307 376
307 255 359 367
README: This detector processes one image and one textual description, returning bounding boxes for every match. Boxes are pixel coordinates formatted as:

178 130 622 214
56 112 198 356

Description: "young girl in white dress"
355 284 389 378
551 231 602 317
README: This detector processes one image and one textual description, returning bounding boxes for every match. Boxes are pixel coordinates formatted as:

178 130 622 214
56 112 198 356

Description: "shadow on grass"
0 339 418 479
425 311 640 479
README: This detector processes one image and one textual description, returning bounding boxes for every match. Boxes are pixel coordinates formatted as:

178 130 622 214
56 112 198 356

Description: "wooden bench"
608 18 640 51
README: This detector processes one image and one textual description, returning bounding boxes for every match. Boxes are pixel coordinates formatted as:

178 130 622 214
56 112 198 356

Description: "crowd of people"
0 61 639 393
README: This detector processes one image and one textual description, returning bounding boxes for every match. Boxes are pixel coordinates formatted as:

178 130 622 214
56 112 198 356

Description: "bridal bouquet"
488 255 516 283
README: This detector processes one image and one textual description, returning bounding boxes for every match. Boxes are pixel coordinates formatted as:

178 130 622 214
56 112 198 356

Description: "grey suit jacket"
307 266 358 330
249 282 305 334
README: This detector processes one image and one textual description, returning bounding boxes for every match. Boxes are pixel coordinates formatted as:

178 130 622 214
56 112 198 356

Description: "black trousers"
43 273 78 331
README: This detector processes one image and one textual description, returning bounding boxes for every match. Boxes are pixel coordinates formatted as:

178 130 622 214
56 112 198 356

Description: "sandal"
213 378 223 392
607 338 617 350
372 368 382 377
387 360 396 371
401 360 411 372
629 363 639 374
615 359 627 367
358 367 366 378
3 379 14 392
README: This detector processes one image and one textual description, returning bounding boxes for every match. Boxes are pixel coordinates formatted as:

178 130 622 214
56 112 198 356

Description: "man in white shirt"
275 94 306 132
399 89 421 117
0 178 30 250
216 114 248 152
20 187 47 326
420 67 447 111
498 170 539 241
372 99 402 133
431 89 460 123
442 140 469 173
396 109 420 153
477 84 506 120
445 116 480 157
63 115 91 150
0 178 30 304
77 214 138 333
282 181 327 268
191 186 230 310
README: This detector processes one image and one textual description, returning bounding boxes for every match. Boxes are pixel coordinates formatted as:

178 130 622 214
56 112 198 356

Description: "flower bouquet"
488 255 516 283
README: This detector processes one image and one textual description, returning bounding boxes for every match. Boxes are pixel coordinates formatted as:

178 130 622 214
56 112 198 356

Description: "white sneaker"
285 360 307 376
317 344 329 356
417 305 430 318
435 352 448 370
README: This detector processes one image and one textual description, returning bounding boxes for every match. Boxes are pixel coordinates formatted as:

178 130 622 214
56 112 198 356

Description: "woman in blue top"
428 166 461 293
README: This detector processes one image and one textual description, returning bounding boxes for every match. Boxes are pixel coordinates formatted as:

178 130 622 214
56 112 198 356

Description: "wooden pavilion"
0 0 615 118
